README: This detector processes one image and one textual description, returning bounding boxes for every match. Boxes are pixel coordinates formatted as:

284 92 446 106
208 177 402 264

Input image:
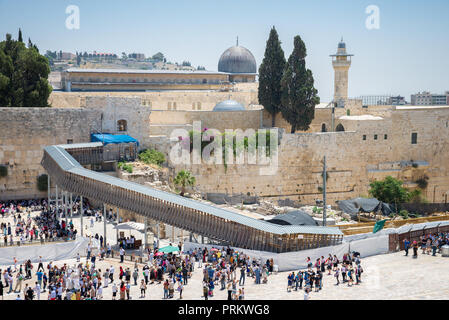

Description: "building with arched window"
117 119 127 132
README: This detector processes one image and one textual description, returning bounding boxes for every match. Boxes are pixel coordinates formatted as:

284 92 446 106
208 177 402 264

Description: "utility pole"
323 155 327 227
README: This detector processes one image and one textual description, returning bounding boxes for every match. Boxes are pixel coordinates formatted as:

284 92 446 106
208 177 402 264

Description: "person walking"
412 240 418 258
239 265 245 286
140 280 147 298
403 239 410 256
334 267 340 285
33 281 41 300
120 247 125 263
112 282 117 300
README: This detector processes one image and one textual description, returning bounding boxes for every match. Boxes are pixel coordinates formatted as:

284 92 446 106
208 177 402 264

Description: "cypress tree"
280 35 319 133
18 28 23 42
258 26 286 127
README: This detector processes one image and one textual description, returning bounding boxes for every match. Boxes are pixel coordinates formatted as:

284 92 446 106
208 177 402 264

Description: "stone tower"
330 38 353 106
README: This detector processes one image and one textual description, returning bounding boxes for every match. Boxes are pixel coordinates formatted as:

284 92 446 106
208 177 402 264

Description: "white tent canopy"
114 222 145 233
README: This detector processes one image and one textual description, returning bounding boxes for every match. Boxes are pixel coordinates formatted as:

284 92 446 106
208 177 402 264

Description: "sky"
0 0 448 102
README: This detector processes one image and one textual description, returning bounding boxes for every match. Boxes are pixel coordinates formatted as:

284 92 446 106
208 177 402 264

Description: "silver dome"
213 100 245 111
218 45 257 74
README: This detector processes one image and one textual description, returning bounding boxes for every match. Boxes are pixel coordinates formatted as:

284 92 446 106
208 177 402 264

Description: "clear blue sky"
1 0 448 102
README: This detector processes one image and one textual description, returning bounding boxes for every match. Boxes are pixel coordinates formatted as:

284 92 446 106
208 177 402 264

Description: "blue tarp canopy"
91 133 139 146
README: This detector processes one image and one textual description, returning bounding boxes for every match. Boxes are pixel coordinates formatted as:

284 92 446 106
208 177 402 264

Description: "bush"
118 161 133 173
399 210 409 219
415 176 429 189
37 174 48 191
0 165 7 178
138 149 165 166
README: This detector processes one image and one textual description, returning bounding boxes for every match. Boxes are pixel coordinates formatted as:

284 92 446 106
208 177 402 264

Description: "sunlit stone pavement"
2 247 449 300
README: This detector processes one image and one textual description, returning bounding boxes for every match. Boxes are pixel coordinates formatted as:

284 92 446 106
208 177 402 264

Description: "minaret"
330 38 353 106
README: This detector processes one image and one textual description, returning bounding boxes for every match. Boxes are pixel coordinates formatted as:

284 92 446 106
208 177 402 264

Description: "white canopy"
114 222 145 232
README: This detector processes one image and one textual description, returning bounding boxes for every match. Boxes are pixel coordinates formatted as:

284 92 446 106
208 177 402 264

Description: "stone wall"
84 96 152 148
49 90 259 111
169 106 449 206
149 109 263 133
0 107 102 200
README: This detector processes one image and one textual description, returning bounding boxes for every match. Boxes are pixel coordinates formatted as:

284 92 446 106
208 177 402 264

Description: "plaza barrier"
0 237 99 266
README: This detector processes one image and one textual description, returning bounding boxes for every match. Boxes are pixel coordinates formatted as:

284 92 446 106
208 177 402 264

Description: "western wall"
2 89 449 207
0 107 102 200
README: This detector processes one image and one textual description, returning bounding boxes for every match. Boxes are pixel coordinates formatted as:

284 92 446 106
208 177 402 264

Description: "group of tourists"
184 246 275 300
403 231 449 258
286 252 363 300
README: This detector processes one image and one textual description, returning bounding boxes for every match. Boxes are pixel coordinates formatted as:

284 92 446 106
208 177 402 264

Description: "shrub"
118 161 133 173
138 149 165 166
0 165 7 178
37 174 48 191
399 210 409 219
415 176 429 189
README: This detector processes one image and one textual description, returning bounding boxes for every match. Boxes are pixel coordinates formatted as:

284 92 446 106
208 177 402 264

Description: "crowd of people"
0 199 80 245
403 231 449 258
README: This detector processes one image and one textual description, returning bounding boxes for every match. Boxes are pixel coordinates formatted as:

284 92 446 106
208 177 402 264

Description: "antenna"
236 36 239 46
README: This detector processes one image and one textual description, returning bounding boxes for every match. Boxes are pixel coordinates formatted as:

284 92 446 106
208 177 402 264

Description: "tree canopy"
280 35 319 133
0 31 52 107
174 170 196 197
368 176 424 211
258 26 286 127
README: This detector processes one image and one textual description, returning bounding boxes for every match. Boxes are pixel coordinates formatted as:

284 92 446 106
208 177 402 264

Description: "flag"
373 219 387 234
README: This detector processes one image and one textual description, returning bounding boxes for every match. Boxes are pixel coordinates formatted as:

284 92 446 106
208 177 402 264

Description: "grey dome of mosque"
218 43 257 74
212 100 245 112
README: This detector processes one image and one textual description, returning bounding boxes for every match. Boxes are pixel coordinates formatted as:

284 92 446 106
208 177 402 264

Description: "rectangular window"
384 134 388 140
374 134 378 140
67 139 73 144
411 132 418 144
362 135 366 141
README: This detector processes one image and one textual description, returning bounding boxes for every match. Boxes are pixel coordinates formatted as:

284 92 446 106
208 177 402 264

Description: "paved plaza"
1 246 449 300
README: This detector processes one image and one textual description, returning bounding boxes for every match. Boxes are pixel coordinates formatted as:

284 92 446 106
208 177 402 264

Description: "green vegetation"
138 149 165 166
369 176 426 213
258 26 286 127
186 129 275 158
36 174 48 191
280 35 319 133
117 161 133 173
399 210 409 219
415 175 429 189
0 165 7 177
174 170 196 197
0 30 52 107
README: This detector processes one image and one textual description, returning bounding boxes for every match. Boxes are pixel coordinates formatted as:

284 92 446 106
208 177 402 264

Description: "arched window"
336 123 345 132
321 123 327 132
117 119 127 132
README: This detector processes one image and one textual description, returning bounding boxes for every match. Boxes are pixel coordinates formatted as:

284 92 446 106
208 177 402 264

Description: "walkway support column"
103 204 107 248
47 175 50 208
156 223 160 248
144 216 148 252
116 208 119 244
55 185 59 217
70 193 73 223
63 191 67 223
80 196 84 237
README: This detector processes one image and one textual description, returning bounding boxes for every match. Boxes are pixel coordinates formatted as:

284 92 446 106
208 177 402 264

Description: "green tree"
18 28 23 43
368 176 422 213
280 35 320 133
174 170 196 197
258 26 286 127
0 32 51 107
